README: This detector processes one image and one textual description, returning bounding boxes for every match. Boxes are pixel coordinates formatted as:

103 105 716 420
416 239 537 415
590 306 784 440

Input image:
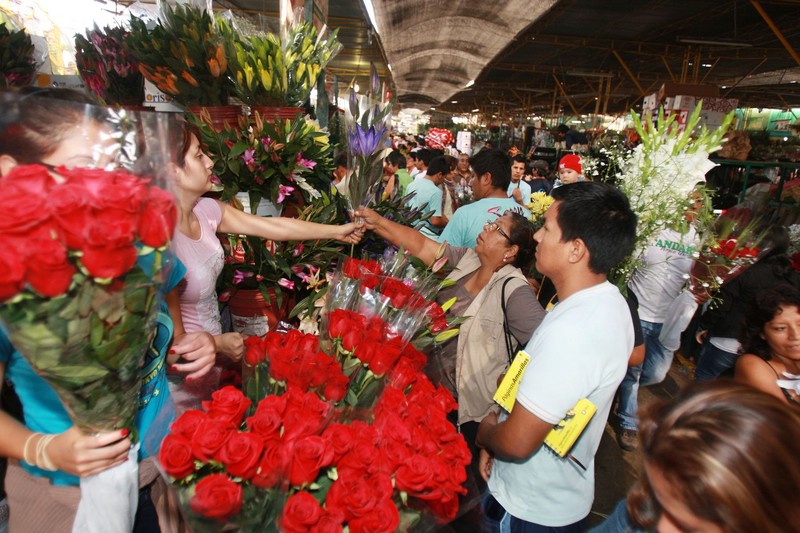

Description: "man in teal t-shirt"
439 148 530 247
407 156 450 238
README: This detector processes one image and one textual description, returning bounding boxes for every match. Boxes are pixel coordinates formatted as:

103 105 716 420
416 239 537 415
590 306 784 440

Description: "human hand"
476 411 499 449
215 332 245 362
695 329 708 345
47 427 131 477
479 448 494 482
170 331 216 380
512 187 523 204
354 207 382 231
336 221 365 244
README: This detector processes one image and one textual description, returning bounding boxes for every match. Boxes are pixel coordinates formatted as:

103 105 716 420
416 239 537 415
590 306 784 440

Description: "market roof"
150 0 800 116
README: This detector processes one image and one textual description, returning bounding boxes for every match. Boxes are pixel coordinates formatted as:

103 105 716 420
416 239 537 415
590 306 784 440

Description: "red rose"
369 336 403 376
327 309 351 338
340 329 362 352
202 386 251 427
348 496 400 533
2 164 53 195
189 473 242 522
96 170 147 213
324 476 376 521
337 439 381 478
255 394 288 417
191 419 233 462
321 423 355 462
281 390 333 441
287 435 334 487
251 440 289 489
0 181 50 235
263 331 284 353
137 186 177 248
25 238 76 297
374 411 412 449
401 343 427 370
245 410 282 441
158 434 196 479
50 182 91 249
282 329 304 352
80 215 138 279
219 431 263 480
353 339 378 365
311 509 345 533
298 334 319 355
0 244 25 300
395 454 434 494
342 257 362 279
281 491 323 533
170 409 208 440
322 373 349 403
243 336 266 366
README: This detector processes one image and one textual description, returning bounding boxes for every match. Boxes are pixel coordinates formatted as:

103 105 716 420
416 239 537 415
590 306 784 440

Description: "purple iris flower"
348 124 385 157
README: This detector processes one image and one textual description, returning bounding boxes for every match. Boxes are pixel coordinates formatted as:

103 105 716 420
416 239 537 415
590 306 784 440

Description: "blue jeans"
588 499 648 533
481 492 586 533
617 320 673 431
694 341 738 381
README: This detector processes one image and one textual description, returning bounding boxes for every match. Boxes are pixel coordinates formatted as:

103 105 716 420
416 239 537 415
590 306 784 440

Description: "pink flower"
278 278 295 290
292 243 304 257
242 149 255 166
261 137 272 147
277 184 295 204
296 153 317 170
233 270 253 285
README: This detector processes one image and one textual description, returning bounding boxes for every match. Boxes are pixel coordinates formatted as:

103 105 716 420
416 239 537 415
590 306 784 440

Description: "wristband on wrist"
22 432 41 466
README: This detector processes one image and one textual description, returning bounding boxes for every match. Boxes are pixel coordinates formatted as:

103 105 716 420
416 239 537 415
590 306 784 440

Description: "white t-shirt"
488 281 633 526
629 227 698 323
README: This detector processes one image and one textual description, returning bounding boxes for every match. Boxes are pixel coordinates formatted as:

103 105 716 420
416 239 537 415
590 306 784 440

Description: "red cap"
558 154 582 174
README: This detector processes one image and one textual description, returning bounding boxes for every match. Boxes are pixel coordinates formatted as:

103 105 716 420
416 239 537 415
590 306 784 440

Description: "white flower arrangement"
611 104 735 288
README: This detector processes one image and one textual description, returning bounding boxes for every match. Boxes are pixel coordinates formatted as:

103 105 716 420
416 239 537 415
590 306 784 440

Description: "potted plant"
125 4 237 113
194 111 335 211
220 17 341 114
0 22 37 88
75 25 144 106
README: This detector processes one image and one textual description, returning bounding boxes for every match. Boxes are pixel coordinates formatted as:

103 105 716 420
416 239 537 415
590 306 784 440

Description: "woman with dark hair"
694 224 800 381
168 123 363 413
735 284 800 405
594 381 800 533
356 206 545 491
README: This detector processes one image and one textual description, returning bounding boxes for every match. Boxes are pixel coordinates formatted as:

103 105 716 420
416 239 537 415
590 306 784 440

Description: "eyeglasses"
484 220 512 242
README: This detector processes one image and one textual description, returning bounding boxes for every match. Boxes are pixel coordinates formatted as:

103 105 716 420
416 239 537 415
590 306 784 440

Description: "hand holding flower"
47 427 132 478
353 207 382 231
336 221 365 244
170 332 217 380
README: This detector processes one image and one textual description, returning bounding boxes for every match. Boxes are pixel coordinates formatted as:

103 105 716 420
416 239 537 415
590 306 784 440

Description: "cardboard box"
658 82 719 101
672 95 697 110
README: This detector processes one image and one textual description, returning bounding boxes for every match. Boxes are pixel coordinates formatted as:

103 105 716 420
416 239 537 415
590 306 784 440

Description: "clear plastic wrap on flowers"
0 91 183 532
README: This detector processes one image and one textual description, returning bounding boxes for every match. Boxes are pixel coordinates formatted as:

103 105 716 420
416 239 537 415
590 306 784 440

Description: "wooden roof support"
750 0 800 67
552 73 580 117
612 49 646 96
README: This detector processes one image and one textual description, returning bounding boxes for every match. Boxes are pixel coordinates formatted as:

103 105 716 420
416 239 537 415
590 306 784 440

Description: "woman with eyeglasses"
356 206 545 492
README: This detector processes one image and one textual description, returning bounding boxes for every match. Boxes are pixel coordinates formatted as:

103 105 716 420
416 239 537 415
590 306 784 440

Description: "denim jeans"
588 499 648 533
617 320 673 431
694 341 738 381
481 492 586 533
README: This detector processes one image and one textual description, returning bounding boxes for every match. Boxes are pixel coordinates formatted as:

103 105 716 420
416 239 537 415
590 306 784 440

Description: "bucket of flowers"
75 25 144 106
0 22 38 88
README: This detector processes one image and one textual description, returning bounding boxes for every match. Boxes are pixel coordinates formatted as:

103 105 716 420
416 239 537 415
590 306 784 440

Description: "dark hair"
470 148 511 190
758 225 793 279
0 88 106 164
628 380 800 533
177 122 203 168
506 212 536 269
557 124 569 134
417 148 433 167
738 285 800 360
511 154 527 165
442 154 457 171
550 182 637 274
385 150 406 169
334 153 347 168
430 148 444 159
426 156 449 177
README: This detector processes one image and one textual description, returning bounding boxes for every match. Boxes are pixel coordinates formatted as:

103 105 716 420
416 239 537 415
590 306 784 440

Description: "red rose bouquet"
660 212 768 351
